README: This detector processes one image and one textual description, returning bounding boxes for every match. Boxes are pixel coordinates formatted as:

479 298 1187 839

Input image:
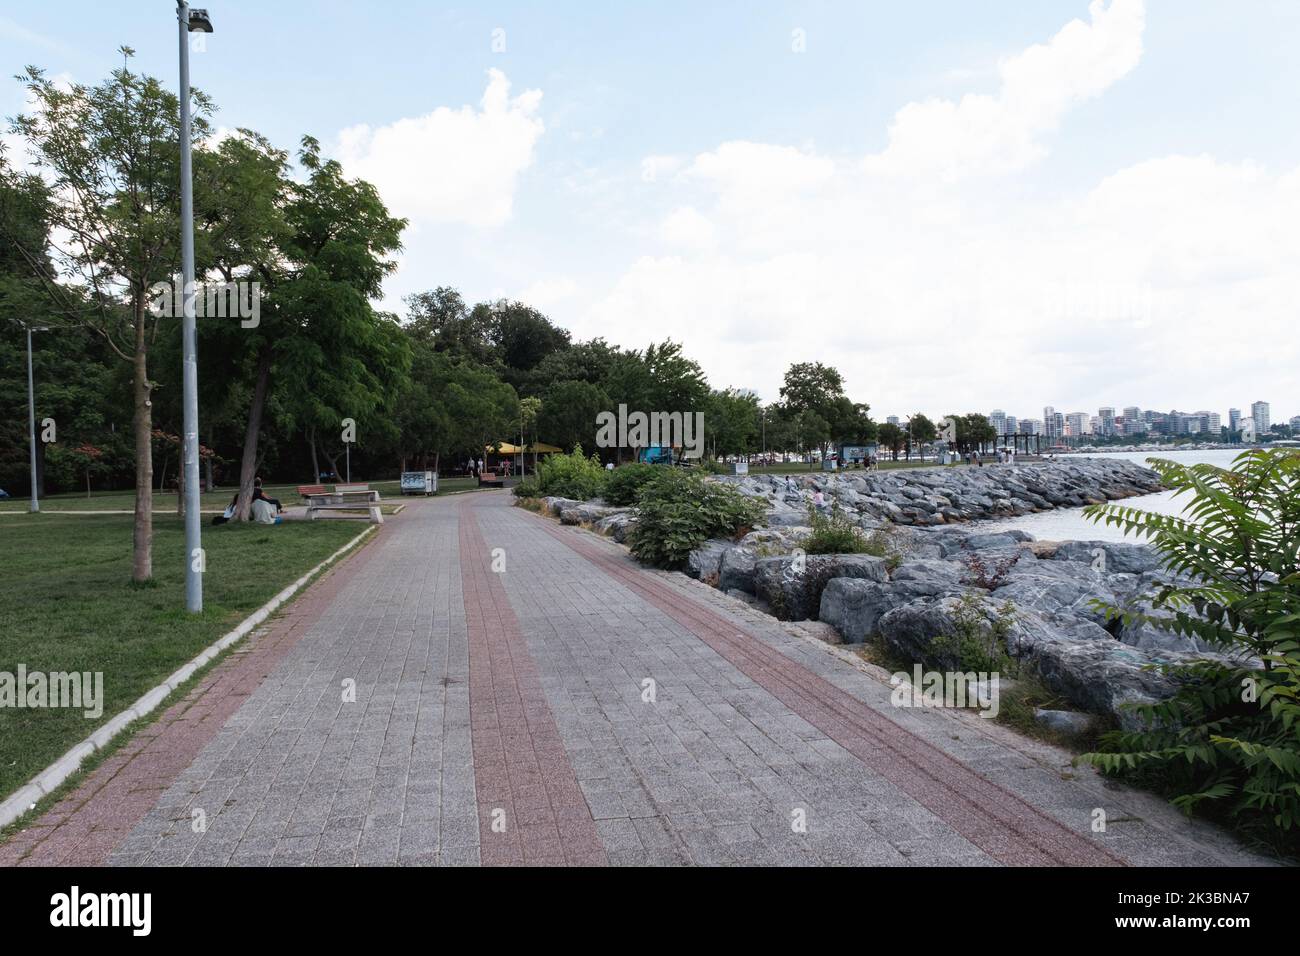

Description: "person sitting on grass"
212 478 283 526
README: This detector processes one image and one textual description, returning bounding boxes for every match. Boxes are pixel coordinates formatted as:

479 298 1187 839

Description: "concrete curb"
0 524 377 830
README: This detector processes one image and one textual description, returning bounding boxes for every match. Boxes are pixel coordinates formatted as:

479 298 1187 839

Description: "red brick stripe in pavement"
458 499 606 866
525 513 1124 868
0 531 384 868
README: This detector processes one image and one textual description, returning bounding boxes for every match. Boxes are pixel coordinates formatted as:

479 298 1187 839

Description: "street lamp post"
178 3 212 613
24 323 44 513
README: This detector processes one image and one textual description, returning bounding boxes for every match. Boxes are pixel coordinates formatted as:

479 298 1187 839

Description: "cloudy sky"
3 1 1298 421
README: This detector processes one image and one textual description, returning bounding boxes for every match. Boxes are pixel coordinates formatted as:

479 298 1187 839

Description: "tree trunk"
204 427 214 491
235 344 273 520
308 425 321 483
131 300 153 582
322 445 341 484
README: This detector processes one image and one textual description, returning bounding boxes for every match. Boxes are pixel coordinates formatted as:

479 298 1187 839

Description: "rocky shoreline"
534 458 1224 728
722 456 1165 527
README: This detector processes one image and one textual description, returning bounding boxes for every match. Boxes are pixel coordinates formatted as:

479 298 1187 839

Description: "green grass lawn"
0 475 487 512
0 513 366 801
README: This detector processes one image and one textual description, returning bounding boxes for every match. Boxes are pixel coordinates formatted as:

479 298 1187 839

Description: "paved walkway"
0 492 1268 866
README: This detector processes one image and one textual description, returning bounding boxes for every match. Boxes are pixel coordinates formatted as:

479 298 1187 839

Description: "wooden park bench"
305 482 383 524
297 484 327 501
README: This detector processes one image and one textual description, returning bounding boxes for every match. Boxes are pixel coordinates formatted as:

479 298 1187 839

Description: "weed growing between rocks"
961 551 1023 589
930 594 1020 676
805 503 870 554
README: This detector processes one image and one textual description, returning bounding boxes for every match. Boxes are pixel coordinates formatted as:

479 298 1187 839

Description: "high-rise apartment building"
989 409 1007 436
1251 401 1271 435
1099 407 1116 437
1229 408 1242 433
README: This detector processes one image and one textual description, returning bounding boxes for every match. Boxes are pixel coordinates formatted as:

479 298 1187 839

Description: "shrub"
961 550 1022 589
804 502 870 554
1076 449 1300 843
628 469 766 568
602 462 660 506
534 445 607 501
930 595 1018 675
512 476 541 498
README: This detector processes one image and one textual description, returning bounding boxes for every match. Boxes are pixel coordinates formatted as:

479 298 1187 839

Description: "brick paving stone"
2 490 1273 867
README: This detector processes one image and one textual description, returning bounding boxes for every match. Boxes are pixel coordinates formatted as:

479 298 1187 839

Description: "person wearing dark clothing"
252 478 282 512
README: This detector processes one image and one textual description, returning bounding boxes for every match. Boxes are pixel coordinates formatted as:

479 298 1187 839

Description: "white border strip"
0 524 377 829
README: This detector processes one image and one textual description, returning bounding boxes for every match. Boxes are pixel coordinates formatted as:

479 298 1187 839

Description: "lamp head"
188 8 214 32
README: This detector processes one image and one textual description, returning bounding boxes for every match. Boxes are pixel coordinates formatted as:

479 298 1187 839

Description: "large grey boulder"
594 511 637 543
963 533 1021 551
543 496 583 517
1051 540 1164 575
685 538 733 582
875 595 974 667
989 560 1120 627
819 571 967 643
753 553 889 621
1013 621 1180 730
1033 709 1098 736
719 548 759 594
560 502 621 526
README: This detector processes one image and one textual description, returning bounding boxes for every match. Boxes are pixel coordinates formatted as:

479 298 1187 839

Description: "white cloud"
515 275 578 310
640 154 683 182
865 0 1144 181
658 206 716 250
582 0 1300 416
336 69 543 228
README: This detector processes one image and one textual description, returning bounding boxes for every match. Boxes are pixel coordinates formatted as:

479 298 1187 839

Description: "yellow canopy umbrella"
485 442 563 455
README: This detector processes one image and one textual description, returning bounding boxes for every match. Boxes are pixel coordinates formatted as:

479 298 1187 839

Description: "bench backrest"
297 484 327 496
334 483 370 493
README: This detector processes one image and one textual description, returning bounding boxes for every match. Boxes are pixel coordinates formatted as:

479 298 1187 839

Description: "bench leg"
370 506 383 525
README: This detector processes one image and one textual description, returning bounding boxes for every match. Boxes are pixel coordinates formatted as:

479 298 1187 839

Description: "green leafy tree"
1077 450 1300 840
949 413 996 454
5 53 207 579
479 300 570 391
908 413 938 459
538 379 610 453
227 136 407 515
404 287 494 365
878 422 905 460
780 361 857 462
704 388 760 459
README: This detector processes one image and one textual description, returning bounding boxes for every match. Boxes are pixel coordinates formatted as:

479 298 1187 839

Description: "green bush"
628 470 766 568
512 476 541 498
603 462 660 506
1076 449 1300 844
804 502 870 554
930 595 1018 675
534 445 608 501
